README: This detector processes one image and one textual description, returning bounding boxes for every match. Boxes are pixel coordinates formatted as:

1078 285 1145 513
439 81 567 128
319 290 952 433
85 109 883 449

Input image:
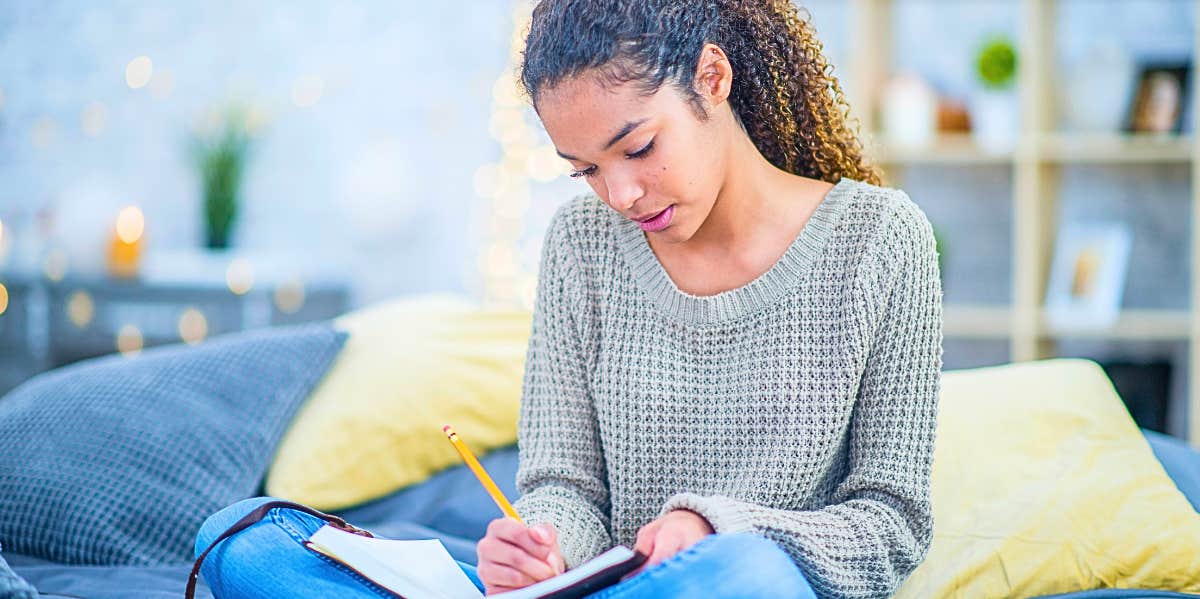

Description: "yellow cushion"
895 359 1200 598
265 295 532 511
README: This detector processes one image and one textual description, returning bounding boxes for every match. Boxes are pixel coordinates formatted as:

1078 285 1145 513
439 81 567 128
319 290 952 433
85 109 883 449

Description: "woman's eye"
569 166 597 179
626 139 655 159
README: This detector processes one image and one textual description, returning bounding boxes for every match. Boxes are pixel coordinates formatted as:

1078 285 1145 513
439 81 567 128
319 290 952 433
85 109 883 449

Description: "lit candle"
108 206 144 279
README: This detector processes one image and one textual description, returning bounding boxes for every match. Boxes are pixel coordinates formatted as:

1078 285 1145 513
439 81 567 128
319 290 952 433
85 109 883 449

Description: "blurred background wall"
0 1 1195 439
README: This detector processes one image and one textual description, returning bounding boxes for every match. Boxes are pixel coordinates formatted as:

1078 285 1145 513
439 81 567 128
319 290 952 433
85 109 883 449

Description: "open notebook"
305 524 648 599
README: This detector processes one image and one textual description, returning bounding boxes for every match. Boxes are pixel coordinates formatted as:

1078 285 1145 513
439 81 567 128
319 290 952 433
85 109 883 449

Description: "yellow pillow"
896 359 1200 598
265 295 532 511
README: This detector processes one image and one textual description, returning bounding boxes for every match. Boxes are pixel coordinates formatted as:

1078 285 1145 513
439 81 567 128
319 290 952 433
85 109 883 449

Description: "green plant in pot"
972 34 1019 153
190 105 256 250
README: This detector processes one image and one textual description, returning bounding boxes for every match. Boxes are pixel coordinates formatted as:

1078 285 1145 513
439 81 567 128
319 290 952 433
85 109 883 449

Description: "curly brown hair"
520 0 883 187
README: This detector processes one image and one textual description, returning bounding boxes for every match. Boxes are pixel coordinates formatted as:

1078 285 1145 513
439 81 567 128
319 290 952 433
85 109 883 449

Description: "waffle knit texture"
512 177 944 599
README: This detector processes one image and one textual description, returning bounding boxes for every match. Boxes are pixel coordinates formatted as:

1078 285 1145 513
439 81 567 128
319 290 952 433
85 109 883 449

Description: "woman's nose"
605 175 644 213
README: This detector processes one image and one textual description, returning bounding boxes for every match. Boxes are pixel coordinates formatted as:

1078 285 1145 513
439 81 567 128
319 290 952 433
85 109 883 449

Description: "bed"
6 428 1200 599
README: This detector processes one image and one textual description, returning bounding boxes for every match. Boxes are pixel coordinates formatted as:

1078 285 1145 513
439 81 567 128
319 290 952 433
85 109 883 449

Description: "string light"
117 325 144 356
479 0 545 309
125 56 153 89
0 282 8 316
67 290 95 328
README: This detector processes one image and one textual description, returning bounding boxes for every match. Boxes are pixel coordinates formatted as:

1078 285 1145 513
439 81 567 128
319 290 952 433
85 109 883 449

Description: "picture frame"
1043 222 1133 332
1124 61 1191 134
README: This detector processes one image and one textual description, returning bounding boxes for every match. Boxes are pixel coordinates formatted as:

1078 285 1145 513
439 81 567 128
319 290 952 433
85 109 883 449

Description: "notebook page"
309 525 484 599
489 546 639 599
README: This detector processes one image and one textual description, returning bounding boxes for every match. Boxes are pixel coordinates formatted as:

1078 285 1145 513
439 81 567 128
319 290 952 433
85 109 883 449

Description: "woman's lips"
637 205 674 232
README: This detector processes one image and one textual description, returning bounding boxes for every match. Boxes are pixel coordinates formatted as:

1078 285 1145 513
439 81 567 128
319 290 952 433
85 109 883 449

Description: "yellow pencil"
442 425 524 524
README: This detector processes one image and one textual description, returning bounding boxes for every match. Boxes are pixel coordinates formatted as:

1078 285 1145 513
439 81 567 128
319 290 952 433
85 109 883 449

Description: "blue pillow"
1143 428 1200 512
0 323 346 566
0 542 36 599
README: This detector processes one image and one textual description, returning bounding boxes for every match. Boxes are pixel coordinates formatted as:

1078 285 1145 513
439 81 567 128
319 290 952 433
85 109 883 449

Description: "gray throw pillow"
0 322 347 566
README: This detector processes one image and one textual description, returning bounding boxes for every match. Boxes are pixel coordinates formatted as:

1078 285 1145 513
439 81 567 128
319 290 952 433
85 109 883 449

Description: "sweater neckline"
615 176 857 326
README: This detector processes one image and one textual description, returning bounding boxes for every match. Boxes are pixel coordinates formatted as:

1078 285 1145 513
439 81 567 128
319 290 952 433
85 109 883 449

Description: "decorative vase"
1061 39 1135 133
881 72 938 148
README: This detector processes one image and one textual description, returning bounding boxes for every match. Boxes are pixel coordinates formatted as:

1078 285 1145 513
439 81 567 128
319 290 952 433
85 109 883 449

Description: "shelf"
868 133 1013 166
944 304 1012 339
868 132 1195 166
1036 133 1194 164
1039 309 1191 341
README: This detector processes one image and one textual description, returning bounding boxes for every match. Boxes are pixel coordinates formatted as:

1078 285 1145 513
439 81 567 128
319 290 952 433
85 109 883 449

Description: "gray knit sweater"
511 176 943 599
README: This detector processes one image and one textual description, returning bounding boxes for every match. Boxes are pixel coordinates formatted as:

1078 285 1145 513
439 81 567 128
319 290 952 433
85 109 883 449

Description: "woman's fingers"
478 518 565 591
646 531 682 566
477 560 538 591
491 540 558 580
487 518 555 561
634 520 659 553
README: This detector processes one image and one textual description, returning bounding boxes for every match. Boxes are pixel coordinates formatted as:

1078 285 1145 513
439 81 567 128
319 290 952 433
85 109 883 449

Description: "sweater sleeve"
659 196 944 599
511 206 614 569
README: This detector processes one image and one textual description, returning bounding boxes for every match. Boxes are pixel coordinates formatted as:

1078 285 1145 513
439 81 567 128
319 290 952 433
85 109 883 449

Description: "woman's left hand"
626 509 715 578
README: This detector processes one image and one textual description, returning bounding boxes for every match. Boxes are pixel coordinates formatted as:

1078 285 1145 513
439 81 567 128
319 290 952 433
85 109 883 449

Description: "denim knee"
702 533 814 596
194 497 280 559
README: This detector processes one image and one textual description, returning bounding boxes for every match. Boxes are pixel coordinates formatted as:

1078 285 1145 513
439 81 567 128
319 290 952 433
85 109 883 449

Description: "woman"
478 0 941 596
194 1 942 598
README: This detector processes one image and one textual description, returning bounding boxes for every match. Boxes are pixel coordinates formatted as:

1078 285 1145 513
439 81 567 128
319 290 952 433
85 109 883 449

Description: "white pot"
971 88 1019 153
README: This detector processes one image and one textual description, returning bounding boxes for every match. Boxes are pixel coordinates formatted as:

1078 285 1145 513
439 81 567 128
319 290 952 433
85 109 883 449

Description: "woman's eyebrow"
602 118 649 150
556 117 650 161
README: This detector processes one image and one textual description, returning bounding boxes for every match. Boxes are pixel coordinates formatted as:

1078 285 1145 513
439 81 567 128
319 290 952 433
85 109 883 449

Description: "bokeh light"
30 117 57 149
150 68 174 100
0 282 8 316
67 290 95 328
178 308 208 345
115 205 145 243
291 75 324 108
526 144 568 182
117 325 144 356
82 102 108 137
273 279 307 314
125 56 153 89
225 258 255 295
43 249 68 282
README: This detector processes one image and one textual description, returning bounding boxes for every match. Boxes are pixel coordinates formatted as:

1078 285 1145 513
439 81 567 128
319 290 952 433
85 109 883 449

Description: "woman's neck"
688 133 818 252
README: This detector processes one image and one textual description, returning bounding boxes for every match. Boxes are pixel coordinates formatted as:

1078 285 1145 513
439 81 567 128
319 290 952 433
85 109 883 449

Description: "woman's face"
535 73 727 244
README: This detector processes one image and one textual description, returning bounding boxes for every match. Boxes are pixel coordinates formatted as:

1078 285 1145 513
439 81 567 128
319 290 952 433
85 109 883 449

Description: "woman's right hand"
476 517 566 594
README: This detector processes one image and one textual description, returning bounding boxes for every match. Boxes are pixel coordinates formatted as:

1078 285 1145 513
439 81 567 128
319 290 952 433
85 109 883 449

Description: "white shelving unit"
848 0 1199 446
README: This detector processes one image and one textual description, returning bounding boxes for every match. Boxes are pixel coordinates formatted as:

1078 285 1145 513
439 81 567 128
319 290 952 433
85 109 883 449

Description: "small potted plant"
189 104 257 249
971 35 1019 153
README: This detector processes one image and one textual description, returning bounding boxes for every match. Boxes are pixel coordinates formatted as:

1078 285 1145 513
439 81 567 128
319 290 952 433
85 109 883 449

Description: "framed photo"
1125 62 1190 134
1043 222 1132 332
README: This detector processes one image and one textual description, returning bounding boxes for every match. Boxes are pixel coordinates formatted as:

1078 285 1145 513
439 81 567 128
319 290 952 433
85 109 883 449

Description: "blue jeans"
195 497 817 598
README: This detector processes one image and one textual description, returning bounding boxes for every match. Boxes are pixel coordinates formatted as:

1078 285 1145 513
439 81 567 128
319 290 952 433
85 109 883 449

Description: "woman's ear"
694 43 733 106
